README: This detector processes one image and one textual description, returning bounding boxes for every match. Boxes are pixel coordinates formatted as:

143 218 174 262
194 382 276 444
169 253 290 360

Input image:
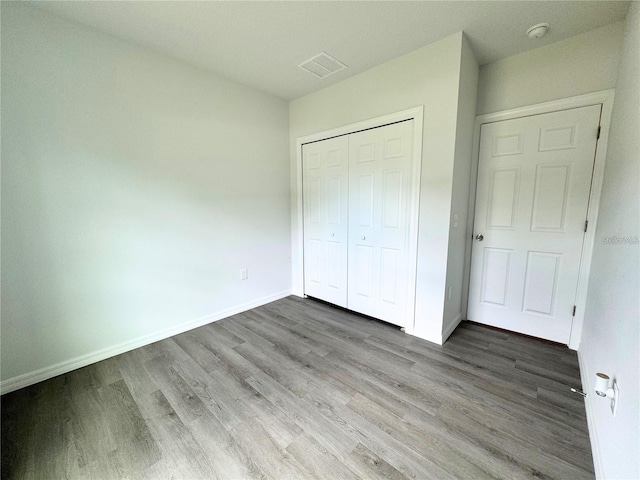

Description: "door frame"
293 106 424 333
462 90 615 350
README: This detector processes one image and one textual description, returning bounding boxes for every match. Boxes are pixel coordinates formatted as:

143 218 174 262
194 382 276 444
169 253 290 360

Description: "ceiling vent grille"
298 52 347 79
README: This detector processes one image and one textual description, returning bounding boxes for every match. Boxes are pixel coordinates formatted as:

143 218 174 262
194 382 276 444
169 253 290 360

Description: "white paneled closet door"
302 120 415 327
302 136 349 307
347 121 414 326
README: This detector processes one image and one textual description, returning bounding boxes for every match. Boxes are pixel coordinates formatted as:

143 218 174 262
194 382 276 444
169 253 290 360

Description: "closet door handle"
361 236 366 240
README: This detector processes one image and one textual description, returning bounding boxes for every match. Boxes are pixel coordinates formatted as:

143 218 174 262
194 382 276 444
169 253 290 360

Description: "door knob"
361 236 366 240
475 234 484 241
330 233 335 237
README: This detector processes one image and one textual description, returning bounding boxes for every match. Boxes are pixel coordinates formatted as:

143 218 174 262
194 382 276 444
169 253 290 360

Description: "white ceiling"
35 1 629 101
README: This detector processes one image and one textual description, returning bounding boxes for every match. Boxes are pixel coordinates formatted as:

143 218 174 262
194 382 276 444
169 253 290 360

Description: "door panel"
487 168 520 229
530 164 570 231
302 136 348 307
382 170 403 229
522 251 561 316
307 177 321 225
356 174 374 227
306 240 321 285
348 121 414 326
354 244 373 298
480 248 512 307
468 104 601 343
326 241 342 289
326 176 344 226
380 247 400 305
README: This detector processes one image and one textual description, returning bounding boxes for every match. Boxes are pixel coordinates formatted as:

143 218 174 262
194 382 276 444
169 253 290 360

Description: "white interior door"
468 105 601 343
348 120 414 326
302 136 349 307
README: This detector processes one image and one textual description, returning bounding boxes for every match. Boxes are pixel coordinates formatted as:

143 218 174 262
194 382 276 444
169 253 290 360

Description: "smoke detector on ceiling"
526 23 550 39
299 52 347 79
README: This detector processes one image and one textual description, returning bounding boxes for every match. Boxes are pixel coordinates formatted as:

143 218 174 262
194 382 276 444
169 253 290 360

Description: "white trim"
295 107 424 146
569 93 615 350
413 331 442 346
461 90 615 349
442 313 463 343
0 289 292 395
473 90 615 125
578 350 604 478
293 107 424 332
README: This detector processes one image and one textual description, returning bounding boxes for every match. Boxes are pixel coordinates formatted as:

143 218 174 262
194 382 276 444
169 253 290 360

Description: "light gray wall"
580 4 640 479
1 4 291 388
442 35 479 337
477 21 624 115
290 33 474 343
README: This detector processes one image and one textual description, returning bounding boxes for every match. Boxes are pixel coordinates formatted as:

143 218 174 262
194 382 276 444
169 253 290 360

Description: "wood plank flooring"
1 296 594 479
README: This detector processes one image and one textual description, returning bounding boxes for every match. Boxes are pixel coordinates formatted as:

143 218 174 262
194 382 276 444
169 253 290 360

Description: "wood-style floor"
1 296 594 479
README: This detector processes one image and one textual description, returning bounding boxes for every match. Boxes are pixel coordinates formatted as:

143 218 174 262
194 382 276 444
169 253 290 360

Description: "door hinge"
572 305 577 317
597 126 601 139
585 220 589 232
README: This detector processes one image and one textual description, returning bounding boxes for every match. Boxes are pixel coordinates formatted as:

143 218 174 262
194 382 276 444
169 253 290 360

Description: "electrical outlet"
240 268 248 281
611 380 619 416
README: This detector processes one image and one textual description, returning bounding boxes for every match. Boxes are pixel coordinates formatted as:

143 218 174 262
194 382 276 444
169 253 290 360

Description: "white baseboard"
578 350 603 479
410 314 463 345
0 289 292 395
407 323 443 345
442 313 463 343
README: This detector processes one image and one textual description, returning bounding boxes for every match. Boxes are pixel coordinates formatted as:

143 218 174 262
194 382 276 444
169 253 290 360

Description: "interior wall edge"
441 312 463 344
577 349 604 478
0 289 292 395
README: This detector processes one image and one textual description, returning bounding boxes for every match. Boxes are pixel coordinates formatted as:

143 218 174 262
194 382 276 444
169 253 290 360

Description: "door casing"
462 90 615 350
294 106 424 333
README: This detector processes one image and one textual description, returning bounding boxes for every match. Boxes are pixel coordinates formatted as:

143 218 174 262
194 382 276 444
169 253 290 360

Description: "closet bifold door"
348 120 414 327
302 135 349 307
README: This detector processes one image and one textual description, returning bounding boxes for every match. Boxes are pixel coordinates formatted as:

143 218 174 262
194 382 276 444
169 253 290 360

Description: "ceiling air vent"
298 52 347 79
